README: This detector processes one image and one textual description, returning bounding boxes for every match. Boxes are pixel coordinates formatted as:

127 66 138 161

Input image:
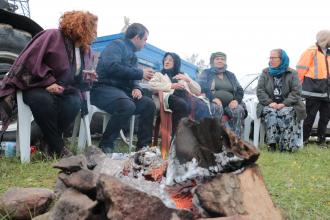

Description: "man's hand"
172 73 190 83
228 100 238 109
212 98 222 106
132 89 142 99
46 83 64 94
143 68 154 81
171 82 185 90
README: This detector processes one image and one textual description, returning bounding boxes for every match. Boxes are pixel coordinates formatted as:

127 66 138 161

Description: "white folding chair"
72 91 135 152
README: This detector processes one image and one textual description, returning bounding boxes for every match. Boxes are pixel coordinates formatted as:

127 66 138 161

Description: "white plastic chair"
243 99 261 147
243 99 303 148
72 91 136 152
16 90 33 163
16 90 90 163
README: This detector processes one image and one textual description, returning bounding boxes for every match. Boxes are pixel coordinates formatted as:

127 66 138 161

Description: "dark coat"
256 68 307 120
95 38 143 93
198 69 244 104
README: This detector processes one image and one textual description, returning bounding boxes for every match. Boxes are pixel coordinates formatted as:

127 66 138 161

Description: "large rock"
53 155 88 172
195 165 283 220
97 174 194 220
58 169 99 195
48 188 98 220
0 187 55 220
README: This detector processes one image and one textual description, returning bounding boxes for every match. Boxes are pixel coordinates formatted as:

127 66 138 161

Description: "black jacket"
95 38 143 93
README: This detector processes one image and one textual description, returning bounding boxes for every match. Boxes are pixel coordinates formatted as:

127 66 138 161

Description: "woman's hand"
171 82 185 90
269 102 278 109
269 102 286 109
212 98 222 106
173 73 191 83
132 89 142 99
228 100 238 109
276 103 285 109
46 83 64 94
83 69 98 82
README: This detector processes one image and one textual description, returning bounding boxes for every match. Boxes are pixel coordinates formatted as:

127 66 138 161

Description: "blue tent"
92 33 198 79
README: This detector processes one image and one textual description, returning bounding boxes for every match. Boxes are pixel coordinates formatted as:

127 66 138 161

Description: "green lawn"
258 144 330 220
0 144 329 219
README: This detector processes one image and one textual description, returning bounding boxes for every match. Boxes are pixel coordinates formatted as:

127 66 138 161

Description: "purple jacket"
0 29 93 130
0 29 93 96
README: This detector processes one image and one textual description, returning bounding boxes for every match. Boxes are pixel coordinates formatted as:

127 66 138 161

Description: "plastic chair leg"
128 115 135 152
253 118 261 148
16 91 32 163
243 116 252 142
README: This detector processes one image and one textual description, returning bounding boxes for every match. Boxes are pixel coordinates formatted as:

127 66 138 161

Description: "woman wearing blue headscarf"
257 49 306 152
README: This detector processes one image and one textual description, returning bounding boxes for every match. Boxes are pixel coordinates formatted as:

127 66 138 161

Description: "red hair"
59 11 98 50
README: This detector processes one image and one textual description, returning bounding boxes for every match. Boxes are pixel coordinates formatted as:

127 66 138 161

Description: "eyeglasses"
269 57 280 60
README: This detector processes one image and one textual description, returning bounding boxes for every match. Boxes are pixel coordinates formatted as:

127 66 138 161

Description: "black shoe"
268 143 276 152
316 136 326 144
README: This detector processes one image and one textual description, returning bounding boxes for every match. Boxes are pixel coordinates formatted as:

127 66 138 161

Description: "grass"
258 144 330 220
0 143 329 220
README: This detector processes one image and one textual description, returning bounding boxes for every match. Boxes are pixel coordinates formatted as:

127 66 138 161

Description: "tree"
185 53 209 74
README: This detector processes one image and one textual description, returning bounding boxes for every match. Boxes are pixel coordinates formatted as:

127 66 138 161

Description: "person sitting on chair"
149 52 204 135
90 23 156 153
0 10 98 157
257 49 306 152
198 52 246 137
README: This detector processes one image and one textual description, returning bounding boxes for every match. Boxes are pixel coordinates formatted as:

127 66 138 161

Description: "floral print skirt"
262 106 302 151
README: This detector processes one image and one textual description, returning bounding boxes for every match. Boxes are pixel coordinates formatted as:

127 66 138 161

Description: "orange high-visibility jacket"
296 45 330 100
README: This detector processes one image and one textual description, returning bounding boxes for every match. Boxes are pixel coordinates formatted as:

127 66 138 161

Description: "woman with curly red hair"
0 10 98 157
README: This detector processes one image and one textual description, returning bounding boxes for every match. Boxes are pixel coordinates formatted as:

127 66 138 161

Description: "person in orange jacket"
296 30 330 146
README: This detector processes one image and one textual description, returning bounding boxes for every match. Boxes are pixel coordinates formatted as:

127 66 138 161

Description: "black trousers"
168 94 190 135
91 86 156 149
23 88 81 155
303 98 330 141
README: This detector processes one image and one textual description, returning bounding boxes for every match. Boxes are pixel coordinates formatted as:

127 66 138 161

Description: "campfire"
0 118 284 220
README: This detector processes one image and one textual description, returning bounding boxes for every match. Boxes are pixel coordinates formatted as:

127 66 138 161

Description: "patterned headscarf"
268 49 289 77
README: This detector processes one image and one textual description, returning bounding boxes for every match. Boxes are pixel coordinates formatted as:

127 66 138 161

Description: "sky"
28 0 329 77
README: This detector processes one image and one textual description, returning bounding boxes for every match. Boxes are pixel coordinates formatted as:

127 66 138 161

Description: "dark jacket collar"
124 38 138 52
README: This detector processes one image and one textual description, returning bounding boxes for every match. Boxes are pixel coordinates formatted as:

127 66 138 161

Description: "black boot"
316 136 327 148
268 143 276 152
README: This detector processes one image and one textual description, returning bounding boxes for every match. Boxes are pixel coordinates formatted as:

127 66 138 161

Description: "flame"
170 191 193 210
144 162 168 182
165 180 196 210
